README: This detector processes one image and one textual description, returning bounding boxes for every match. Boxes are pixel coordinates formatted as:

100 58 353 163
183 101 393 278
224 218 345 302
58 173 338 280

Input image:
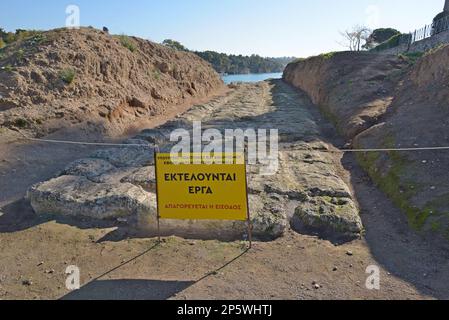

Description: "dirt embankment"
284 47 449 240
0 27 224 138
283 52 408 139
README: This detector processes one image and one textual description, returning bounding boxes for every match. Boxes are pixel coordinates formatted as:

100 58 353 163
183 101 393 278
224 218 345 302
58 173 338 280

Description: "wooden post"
153 147 161 244
243 149 252 249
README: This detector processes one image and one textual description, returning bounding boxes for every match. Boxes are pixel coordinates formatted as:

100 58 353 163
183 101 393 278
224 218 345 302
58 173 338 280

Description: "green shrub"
60 68 76 84
16 48 25 61
29 33 46 45
398 51 424 64
364 28 401 49
3 64 15 72
372 33 404 52
162 39 189 51
0 38 5 49
14 118 28 128
293 57 305 63
420 44 447 59
2 29 43 45
118 35 136 52
153 69 161 80
4 33 16 44
319 51 337 60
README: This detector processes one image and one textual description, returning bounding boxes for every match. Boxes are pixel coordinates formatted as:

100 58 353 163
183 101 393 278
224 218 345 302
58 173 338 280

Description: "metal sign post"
244 150 252 249
153 147 161 244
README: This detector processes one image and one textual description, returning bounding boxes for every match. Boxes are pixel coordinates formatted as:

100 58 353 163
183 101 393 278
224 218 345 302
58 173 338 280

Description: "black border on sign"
153 150 252 249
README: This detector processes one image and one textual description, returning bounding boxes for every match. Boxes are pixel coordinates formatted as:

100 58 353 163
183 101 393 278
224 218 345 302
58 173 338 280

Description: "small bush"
16 49 25 61
398 52 424 64
320 51 338 60
14 118 28 128
364 28 401 49
372 33 404 52
3 64 15 72
0 38 5 49
424 43 447 57
153 69 161 80
119 35 136 52
29 33 46 45
60 68 76 84
2 29 43 45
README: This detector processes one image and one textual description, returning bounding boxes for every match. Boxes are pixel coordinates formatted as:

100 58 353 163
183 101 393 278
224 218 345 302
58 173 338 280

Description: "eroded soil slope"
284 52 408 139
284 47 449 240
0 28 224 138
355 45 449 236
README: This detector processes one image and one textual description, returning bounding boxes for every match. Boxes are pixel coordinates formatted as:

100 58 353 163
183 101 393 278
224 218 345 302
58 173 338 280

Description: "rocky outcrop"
0 27 224 137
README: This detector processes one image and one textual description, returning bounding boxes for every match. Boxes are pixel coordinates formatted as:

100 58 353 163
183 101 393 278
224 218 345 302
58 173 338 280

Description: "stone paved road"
27 80 362 242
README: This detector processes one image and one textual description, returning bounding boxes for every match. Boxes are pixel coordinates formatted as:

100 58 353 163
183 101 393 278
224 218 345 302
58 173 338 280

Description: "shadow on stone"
0 198 121 234
0 198 40 232
290 214 361 246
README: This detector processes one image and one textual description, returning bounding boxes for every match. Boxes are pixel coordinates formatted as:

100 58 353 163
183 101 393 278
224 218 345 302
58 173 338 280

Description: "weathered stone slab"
62 158 116 179
293 197 363 239
120 166 156 192
27 175 154 220
137 194 287 240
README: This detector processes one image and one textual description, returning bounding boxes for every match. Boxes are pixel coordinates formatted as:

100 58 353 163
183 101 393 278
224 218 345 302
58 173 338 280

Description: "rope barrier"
12 128 151 148
10 128 449 153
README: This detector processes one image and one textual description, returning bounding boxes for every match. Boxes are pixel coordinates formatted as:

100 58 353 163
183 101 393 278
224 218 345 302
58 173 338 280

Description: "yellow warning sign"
154 153 248 221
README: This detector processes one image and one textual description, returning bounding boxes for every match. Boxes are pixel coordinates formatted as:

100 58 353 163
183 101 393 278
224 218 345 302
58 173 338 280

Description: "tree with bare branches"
339 25 371 51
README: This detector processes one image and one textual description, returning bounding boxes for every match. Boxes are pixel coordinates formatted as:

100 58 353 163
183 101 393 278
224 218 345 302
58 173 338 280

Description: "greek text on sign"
155 153 248 221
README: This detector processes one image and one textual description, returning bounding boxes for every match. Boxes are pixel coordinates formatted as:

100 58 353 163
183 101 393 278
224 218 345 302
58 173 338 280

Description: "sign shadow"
60 242 250 300
61 279 194 300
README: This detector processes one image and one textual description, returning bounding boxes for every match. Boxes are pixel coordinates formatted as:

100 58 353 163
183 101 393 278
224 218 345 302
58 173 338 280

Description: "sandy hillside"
0 27 224 139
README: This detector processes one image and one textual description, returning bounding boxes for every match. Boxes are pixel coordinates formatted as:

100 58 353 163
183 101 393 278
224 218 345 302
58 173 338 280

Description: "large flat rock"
27 175 153 220
27 174 287 240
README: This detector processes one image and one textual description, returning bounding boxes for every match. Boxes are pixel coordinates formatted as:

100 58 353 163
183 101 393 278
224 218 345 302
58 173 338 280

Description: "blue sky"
0 0 444 57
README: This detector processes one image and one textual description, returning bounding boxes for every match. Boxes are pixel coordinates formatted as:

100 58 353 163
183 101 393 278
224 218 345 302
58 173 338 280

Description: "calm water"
222 72 283 84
